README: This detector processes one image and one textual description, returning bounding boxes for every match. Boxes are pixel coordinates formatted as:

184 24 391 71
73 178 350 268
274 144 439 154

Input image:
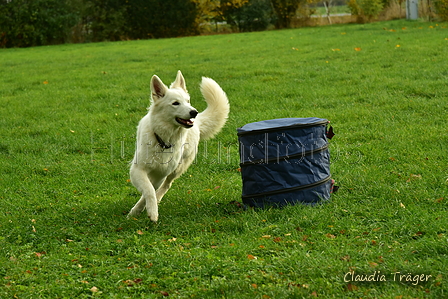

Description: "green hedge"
0 0 78 47
0 0 199 47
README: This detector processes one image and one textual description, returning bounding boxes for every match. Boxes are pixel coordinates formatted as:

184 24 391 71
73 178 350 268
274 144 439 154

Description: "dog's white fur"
128 71 229 222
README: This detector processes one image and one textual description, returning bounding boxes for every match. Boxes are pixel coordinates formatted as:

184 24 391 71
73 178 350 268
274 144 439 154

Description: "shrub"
348 0 385 21
270 0 319 28
433 0 448 21
220 0 274 32
126 0 199 39
0 0 78 48
79 0 128 42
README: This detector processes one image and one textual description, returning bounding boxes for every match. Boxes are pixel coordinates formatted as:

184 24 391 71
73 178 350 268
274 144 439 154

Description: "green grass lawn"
1 19 447 298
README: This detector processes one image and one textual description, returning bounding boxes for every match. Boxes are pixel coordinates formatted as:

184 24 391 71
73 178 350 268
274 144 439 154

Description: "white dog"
128 71 229 222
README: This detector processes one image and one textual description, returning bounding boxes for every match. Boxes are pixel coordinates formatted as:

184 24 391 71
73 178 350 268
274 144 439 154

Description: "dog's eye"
172 102 180 106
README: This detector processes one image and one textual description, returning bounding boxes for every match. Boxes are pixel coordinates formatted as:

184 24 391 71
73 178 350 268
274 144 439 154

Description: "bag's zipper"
237 120 329 136
242 176 332 199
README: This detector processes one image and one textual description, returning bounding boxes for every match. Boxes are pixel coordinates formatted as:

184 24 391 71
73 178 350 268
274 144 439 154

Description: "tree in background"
0 0 78 47
219 0 274 32
348 0 385 22
1 0 199 47
270 0 318 28
3 0 446 48
195 0 221 26
80 0 127 42
126 0 199 39
236 0 274 31
433 0 448 20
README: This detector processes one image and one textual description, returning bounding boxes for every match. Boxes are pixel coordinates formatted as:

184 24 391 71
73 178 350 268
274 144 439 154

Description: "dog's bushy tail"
197 77 230 140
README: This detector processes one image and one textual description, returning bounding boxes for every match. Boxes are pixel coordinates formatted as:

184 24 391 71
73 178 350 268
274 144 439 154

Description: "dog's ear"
151 75 168 101
170 70 187 92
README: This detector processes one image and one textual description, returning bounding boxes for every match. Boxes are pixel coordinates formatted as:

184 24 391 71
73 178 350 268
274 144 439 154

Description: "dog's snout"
190 110 198 118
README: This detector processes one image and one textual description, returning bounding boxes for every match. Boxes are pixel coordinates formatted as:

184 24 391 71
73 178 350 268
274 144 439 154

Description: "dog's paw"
148 214 158 223
146 210 158 222
127 209 141 219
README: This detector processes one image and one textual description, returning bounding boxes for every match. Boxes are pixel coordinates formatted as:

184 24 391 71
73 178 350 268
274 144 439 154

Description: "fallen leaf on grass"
43 80 49 84
160 291 169 296
354 47 362 51
435 197 443 203
347 283 358 291
325 233 336 239
406 174 422 182
340 255 350 262
369 262 379 268
247 254 257 260
400 202 406 209
412 231 424 239
137 230 144 235
123 278 143 286
34 252 46 258
90 286 99 293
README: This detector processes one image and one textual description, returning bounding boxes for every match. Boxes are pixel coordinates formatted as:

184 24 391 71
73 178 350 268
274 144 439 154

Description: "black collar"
154 133 172 149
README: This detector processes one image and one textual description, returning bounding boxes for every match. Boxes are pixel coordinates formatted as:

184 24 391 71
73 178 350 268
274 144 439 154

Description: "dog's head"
150 71 198 128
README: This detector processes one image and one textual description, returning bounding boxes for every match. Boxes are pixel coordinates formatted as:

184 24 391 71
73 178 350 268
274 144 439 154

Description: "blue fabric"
238 118 332 208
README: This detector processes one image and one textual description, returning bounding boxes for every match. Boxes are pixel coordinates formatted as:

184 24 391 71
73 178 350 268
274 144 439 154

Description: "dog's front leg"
129 165 159 222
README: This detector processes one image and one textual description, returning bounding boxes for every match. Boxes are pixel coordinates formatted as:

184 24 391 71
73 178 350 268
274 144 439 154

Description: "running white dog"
128 71 229 222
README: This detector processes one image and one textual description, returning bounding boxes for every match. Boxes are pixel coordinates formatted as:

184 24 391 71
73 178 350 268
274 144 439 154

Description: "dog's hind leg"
156 173 177 204
156 154 195 203
129 165 159 222
127 195 145 217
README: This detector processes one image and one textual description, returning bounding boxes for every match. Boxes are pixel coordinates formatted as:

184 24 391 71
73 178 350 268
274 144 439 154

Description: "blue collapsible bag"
237 117 334 208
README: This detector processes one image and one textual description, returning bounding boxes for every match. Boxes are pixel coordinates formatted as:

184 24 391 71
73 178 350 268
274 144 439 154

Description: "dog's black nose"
190 110 198 118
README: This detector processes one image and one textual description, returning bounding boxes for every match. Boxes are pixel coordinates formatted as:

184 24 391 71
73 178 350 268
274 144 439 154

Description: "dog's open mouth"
176 117 194 128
